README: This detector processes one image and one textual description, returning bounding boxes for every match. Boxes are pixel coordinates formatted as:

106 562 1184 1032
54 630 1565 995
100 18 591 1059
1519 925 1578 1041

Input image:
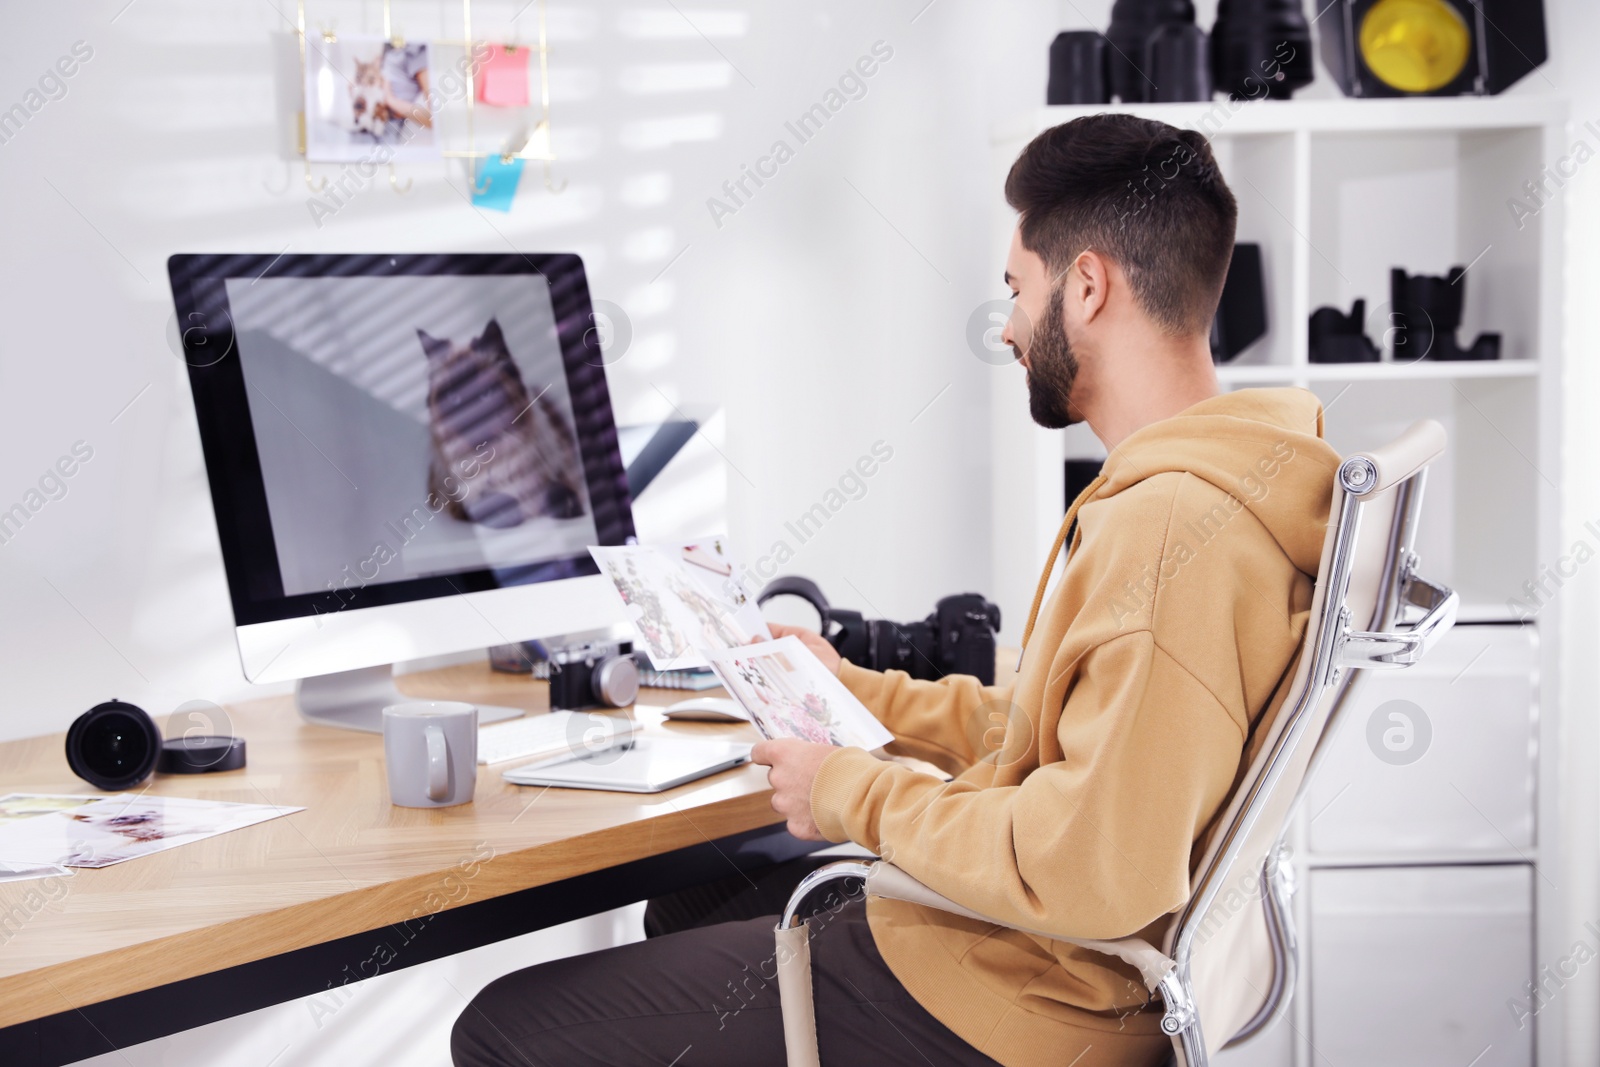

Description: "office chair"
774 420 1458 1067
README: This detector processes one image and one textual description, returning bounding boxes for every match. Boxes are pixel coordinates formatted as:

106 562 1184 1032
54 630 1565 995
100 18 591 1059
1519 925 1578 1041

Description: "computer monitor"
168 253 637 731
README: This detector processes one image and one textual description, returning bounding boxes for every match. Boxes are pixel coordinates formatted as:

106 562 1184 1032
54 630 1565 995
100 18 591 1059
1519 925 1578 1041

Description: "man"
453 113 1340 1067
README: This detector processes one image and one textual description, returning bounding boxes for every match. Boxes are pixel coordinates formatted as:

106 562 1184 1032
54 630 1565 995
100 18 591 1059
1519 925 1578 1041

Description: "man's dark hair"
1004 114 1238 336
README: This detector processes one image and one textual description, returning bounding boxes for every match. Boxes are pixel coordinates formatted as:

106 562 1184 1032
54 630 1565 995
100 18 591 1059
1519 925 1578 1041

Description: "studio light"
1316 0 1547 96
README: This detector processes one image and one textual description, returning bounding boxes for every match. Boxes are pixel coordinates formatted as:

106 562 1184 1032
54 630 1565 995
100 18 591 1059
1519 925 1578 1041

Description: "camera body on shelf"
758 577 1002 686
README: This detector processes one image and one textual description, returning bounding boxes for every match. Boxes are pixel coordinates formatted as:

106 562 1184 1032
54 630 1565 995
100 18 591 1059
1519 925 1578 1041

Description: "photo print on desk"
703 637 892 750
0 794 302 869
304 35 440 162
0 793 113 825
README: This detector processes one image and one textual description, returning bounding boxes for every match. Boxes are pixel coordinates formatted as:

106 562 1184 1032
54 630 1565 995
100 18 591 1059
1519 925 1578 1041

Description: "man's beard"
1018 286 1079 429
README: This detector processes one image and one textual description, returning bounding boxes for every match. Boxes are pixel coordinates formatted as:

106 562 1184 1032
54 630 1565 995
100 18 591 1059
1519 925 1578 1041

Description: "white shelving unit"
989 95 1566 1067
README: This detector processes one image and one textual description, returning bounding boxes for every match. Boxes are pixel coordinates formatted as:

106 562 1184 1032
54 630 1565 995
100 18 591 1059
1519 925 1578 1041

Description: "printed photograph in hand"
596 552 690 665
703 636 893 750
595 543 768 668
670 537 769 649
667 571 747 649
588 538 769 669
723 647 840 744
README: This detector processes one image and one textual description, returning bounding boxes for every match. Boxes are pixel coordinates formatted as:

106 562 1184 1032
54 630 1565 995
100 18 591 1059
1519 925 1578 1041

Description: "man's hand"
751 738 838 841
764 623 842 675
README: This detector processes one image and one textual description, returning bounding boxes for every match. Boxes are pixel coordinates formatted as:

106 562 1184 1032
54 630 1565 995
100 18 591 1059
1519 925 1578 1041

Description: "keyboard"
477 711 641 767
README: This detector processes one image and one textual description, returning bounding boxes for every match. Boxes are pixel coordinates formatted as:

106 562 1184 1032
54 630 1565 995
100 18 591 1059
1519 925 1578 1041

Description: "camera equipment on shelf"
1147 22 1213 102
1316 0 1547 97
1211 242 1267 364
1309 299 1381 364
1105 0 1197 103
1391 266 1502 361
546 641 640 712
1047 31 1111 105
757 576 1002 686
1057 0 1312 107
1211 0 1314 100
1065 458 1105 513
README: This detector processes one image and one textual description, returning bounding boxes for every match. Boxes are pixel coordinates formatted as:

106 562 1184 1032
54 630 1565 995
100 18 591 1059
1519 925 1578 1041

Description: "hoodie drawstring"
1017 473 1109 670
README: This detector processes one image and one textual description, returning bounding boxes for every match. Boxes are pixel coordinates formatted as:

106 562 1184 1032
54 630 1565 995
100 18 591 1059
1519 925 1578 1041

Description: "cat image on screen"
417 318 587 529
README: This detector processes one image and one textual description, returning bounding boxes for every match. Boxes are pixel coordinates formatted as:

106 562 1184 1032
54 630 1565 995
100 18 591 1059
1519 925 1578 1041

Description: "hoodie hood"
1089 388 1342 578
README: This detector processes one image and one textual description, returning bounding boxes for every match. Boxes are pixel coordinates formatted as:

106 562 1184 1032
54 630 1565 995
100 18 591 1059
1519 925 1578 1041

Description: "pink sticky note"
476 44 531 108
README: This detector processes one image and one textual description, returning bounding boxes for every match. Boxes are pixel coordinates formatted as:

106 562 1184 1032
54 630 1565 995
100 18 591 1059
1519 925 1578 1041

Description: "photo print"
303 34 439 162
589 537 771 669
0 793 113 825
0 794 301 869
703 637 892 750
590 546 695 669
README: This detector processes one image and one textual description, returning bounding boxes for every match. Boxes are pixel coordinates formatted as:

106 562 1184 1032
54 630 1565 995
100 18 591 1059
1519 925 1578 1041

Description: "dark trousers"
451 856 1000 1066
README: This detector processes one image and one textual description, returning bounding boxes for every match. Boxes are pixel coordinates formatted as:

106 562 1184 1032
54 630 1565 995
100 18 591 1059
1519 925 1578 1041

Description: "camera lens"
1106 0 1197 103
66 700 162 791
1211 0 1314 100
592 654 640 707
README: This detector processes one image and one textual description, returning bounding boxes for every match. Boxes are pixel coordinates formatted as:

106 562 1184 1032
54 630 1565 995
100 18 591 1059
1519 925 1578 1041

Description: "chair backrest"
1161 420 1450 1058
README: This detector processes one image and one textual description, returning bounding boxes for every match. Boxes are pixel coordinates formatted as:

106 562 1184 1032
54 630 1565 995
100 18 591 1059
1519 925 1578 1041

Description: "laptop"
501 736 752 793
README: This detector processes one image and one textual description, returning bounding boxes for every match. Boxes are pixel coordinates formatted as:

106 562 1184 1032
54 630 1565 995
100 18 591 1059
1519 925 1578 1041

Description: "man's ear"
1068 249 1111 325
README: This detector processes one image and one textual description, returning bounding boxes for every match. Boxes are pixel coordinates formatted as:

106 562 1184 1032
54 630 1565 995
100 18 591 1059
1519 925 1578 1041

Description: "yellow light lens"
1359 0 1473 93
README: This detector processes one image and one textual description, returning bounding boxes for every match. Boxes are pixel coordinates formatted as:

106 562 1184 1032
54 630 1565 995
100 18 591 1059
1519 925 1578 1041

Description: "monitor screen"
169 253 636 627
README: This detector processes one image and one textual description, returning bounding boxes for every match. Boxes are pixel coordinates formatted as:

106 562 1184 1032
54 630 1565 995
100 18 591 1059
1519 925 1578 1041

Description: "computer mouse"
662 697 748 722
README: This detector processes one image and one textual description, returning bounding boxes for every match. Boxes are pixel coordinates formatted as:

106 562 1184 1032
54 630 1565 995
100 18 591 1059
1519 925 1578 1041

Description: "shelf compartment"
1305 625 1537 857
1307 125 1544 366
1309 864 1534 1066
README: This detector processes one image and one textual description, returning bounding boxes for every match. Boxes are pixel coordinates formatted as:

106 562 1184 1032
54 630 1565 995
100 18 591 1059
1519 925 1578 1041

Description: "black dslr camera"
757 576 1002 685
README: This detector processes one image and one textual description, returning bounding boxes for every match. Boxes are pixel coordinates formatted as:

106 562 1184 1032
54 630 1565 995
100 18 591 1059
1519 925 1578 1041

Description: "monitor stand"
295 664 524 733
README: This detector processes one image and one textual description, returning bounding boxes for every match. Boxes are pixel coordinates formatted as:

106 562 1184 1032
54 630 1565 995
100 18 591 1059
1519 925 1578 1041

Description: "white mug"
382 701 478 808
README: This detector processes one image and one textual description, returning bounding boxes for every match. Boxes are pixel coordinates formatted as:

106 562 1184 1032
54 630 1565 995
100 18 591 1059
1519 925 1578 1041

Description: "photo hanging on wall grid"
303 34 441 163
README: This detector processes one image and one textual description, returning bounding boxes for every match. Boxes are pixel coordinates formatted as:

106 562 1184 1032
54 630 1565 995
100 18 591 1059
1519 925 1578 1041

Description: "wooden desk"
0 665 802 1067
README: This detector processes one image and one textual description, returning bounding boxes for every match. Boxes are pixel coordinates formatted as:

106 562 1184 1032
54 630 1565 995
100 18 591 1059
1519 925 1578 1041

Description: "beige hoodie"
810 388 1341 1066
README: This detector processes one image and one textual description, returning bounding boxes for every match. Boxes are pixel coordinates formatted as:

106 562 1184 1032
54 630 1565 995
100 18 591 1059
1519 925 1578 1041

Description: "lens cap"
158 735 247 774
66 700 162 791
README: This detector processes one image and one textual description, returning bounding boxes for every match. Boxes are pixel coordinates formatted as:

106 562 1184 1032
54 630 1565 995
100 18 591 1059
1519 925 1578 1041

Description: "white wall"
0 1 1062 743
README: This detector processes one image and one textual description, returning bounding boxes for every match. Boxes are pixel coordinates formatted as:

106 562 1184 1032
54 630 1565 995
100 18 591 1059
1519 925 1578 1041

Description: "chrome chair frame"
775 422 1458 1067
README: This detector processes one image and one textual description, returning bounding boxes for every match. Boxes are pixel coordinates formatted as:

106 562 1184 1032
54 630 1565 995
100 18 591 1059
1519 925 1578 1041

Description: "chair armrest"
778 859 1177 992
1338 570 1458 670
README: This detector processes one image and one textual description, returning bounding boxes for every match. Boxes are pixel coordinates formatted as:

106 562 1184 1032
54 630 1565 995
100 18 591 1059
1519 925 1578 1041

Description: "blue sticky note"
472 156 526 212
